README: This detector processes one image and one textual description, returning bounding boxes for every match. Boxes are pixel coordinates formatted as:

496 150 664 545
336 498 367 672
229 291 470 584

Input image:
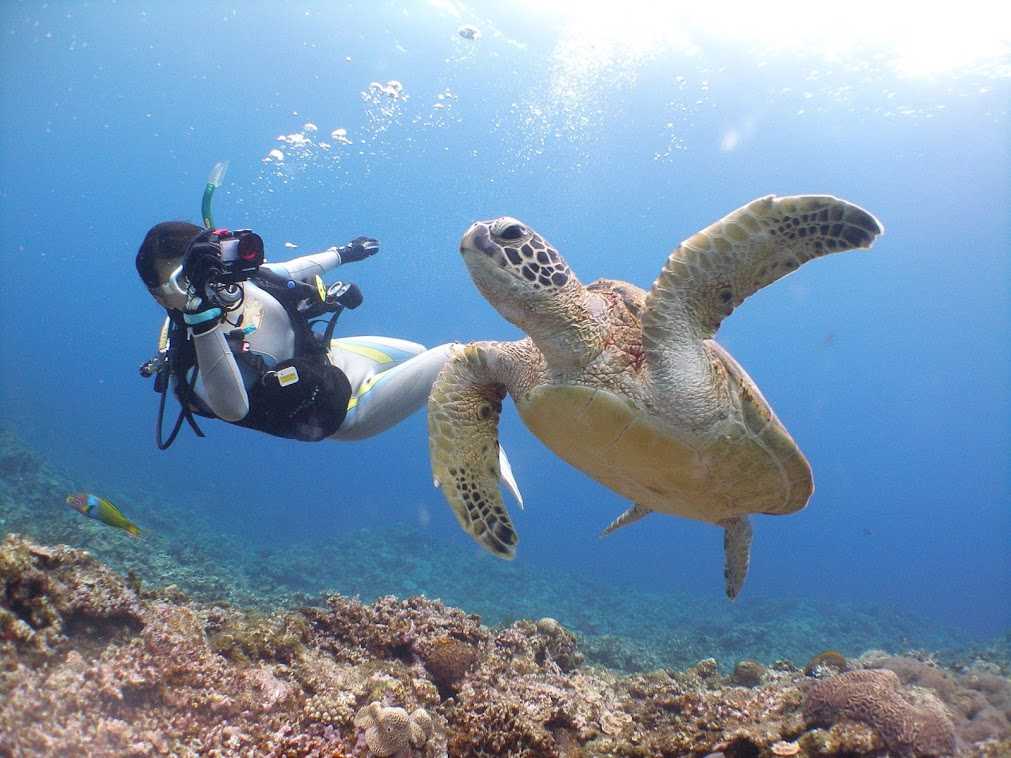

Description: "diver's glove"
337 236 379 264
181 229 222 294
183 289 223 336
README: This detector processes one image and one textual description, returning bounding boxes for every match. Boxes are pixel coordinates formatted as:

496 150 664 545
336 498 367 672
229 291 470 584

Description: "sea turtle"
428 195 883 597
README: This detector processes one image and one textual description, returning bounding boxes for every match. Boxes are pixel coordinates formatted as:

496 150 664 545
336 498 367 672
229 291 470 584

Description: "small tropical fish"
65 493 141 537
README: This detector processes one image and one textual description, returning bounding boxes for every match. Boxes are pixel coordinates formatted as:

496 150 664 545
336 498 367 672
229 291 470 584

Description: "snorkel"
202 160 229 229
152 160 232 309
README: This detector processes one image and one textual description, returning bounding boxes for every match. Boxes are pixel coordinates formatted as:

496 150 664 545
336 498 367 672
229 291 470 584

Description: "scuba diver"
136 164 522 500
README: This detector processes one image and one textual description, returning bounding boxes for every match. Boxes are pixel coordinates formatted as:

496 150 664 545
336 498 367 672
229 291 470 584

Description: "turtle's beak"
460 221 497 258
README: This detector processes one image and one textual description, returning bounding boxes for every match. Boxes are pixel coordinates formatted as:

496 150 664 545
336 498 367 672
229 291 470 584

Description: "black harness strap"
154 316 206 450
249 269 329 356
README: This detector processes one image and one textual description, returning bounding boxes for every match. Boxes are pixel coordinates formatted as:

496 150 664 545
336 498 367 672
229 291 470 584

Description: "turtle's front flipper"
642 195 883 355
720 516 753 600
428 344 518 558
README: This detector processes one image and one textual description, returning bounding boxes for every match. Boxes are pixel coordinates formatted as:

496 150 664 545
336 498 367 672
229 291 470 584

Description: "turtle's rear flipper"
720 516 753 600
600 503 651 537
429 344 518 558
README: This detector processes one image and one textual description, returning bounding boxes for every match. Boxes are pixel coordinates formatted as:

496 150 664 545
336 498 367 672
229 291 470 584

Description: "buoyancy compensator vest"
141 269 361 448
226 269 352 442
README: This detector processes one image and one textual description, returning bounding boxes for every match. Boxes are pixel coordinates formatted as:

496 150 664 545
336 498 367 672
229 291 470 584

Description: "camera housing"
215 229 264 284
184 228 264 292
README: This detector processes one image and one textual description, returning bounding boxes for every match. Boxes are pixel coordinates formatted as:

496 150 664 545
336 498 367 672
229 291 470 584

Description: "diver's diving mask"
149 265 189 311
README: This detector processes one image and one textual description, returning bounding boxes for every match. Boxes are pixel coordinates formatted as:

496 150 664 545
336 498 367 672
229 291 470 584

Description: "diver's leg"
328 335 427 388
330 341 454 441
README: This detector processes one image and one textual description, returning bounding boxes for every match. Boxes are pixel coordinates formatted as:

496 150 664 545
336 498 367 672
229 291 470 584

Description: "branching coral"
304 593 485 665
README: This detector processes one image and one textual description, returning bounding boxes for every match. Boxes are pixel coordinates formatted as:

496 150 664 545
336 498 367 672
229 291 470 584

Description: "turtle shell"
515 342 812 524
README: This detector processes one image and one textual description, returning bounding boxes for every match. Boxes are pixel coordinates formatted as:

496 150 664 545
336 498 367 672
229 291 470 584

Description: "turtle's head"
460 217 580 332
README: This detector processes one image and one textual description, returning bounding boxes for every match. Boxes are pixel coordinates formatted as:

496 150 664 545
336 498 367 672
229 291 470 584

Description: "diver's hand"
338 236 379 264
181 229 220 293
183 288 223 336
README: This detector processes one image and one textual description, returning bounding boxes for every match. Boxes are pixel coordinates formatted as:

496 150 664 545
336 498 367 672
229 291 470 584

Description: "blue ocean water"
0 1 1007 642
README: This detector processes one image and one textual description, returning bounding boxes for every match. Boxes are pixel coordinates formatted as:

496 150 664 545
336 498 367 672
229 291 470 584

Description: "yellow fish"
65 493 141 537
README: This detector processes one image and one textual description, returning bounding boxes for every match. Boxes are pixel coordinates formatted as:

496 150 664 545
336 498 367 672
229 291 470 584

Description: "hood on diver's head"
136 220 202 310
136 221 202 287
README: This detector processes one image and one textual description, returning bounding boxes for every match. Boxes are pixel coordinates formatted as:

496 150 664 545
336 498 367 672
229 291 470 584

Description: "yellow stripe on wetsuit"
333 340 396 364
346 372 389 411
331 339 400 412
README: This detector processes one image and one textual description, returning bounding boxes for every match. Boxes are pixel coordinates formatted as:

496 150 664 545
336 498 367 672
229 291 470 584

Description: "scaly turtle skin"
428 195 883 598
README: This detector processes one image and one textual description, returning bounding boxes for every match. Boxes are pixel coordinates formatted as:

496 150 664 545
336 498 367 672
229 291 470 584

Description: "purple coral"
804 669 956 757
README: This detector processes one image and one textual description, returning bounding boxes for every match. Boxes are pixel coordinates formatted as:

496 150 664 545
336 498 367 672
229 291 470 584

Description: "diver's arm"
179 280 249 422
192 328 250 422
262 237 379 283
263 248 343 282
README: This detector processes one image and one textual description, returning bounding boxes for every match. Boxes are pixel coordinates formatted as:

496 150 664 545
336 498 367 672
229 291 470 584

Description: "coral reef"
861 652 1011 746
0 534 143 659
2 532 1008 756
732 658 767 687
419 635 480 695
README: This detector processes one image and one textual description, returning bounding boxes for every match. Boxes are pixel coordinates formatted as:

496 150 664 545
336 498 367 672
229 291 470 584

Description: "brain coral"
804 669 956 757
355 702 411 756
354 702 433 756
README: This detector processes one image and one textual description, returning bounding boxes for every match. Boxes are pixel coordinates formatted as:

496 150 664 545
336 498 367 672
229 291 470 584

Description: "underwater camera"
218 230 265 282
183 228 264 309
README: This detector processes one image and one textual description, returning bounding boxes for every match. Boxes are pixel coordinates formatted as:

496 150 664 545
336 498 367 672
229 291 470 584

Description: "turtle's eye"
499 223 526 240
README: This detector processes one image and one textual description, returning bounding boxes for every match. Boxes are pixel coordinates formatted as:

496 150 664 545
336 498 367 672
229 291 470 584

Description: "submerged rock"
732 658 767 687
804 649 850 677
0 533 143 659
